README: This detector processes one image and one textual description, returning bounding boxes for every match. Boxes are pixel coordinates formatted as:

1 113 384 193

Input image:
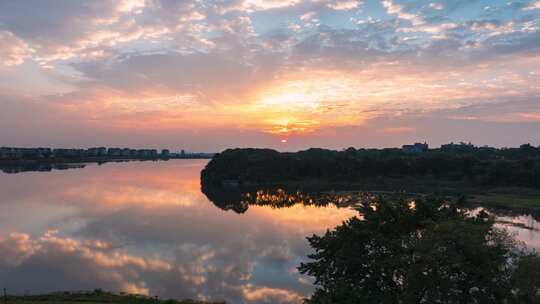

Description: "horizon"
2 141 537 154
1 0 540 150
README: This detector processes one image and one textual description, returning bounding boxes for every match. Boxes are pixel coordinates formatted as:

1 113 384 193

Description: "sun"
281 139 288 143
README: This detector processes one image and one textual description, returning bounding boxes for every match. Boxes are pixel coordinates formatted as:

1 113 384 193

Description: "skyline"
1 0 540 150
0 141 528 153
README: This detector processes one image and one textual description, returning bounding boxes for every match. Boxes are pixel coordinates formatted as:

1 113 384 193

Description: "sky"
0 0 540 151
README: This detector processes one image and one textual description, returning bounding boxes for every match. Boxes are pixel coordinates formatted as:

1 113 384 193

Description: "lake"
0 160 538 304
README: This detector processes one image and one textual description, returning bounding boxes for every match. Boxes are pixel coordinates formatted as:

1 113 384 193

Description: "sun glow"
264 117 318 134
59 59 540 139
257 91 319 111
244 71 370 135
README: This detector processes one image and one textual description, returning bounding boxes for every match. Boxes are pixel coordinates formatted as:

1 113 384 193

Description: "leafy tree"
510 254 540 303
299 197 539 303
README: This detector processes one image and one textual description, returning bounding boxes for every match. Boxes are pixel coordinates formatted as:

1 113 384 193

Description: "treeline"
201 145 540 188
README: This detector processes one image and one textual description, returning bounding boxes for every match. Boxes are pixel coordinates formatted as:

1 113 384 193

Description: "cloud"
429 3 445 10
242 285 303 303
382 0 424 26
0 0 207 66
0 231 168 295
1 218 297 302
525 1 540 10
0 0 540 148
0 31 34 66
326 0 361 11
520 112 540 121
0 1 121 64
242 0 304 11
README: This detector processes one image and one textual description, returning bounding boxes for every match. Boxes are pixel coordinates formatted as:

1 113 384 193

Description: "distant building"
107 148 123 157
402 142 429 154
0 147 52 158
121 148 131 157
87 147 107 157
0 146 213 160
53 148 85 158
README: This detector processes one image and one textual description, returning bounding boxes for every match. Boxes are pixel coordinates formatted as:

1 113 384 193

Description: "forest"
201 144 540 189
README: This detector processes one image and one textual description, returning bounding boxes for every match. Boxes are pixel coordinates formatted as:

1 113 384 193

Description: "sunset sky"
1 0 540 151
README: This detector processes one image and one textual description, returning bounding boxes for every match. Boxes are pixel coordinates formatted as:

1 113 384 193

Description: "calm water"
0 160 538 304
0 160 357 303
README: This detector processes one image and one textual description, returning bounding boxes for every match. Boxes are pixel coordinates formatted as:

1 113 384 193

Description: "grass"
469 188 540 211
326 183 540 213
4 290 225 304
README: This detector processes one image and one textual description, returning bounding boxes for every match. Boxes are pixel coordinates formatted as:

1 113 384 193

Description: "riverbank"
0 155 212 165
469 187 540 212
0 157 208 174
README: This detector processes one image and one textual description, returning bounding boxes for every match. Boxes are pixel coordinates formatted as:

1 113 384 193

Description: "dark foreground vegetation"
4 290 224 304
299 196 540 304
201 144 540 189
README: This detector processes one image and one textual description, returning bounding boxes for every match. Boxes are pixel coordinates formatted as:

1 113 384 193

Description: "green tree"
510 254 540 303
299 197 538 304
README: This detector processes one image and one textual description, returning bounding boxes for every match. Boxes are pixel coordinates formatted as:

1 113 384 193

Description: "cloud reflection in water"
0 160 357 303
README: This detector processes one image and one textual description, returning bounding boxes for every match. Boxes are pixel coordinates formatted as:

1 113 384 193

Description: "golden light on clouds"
34 54 540 144
232 55 540 137
241 71 371 135
1 0 540 148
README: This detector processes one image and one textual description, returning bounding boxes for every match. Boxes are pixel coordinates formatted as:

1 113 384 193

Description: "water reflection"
201 185 374 214
0 160 539 304
0 160 357 304
202 184 540 254
494 211 540 251
0 162 87 174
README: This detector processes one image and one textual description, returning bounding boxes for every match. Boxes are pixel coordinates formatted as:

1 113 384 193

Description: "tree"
510 254 540 303
299 196 538 304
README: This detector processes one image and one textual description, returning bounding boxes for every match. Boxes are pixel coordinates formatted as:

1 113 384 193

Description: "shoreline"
0 156 212 164
0 157 211 174
4 290 224 304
